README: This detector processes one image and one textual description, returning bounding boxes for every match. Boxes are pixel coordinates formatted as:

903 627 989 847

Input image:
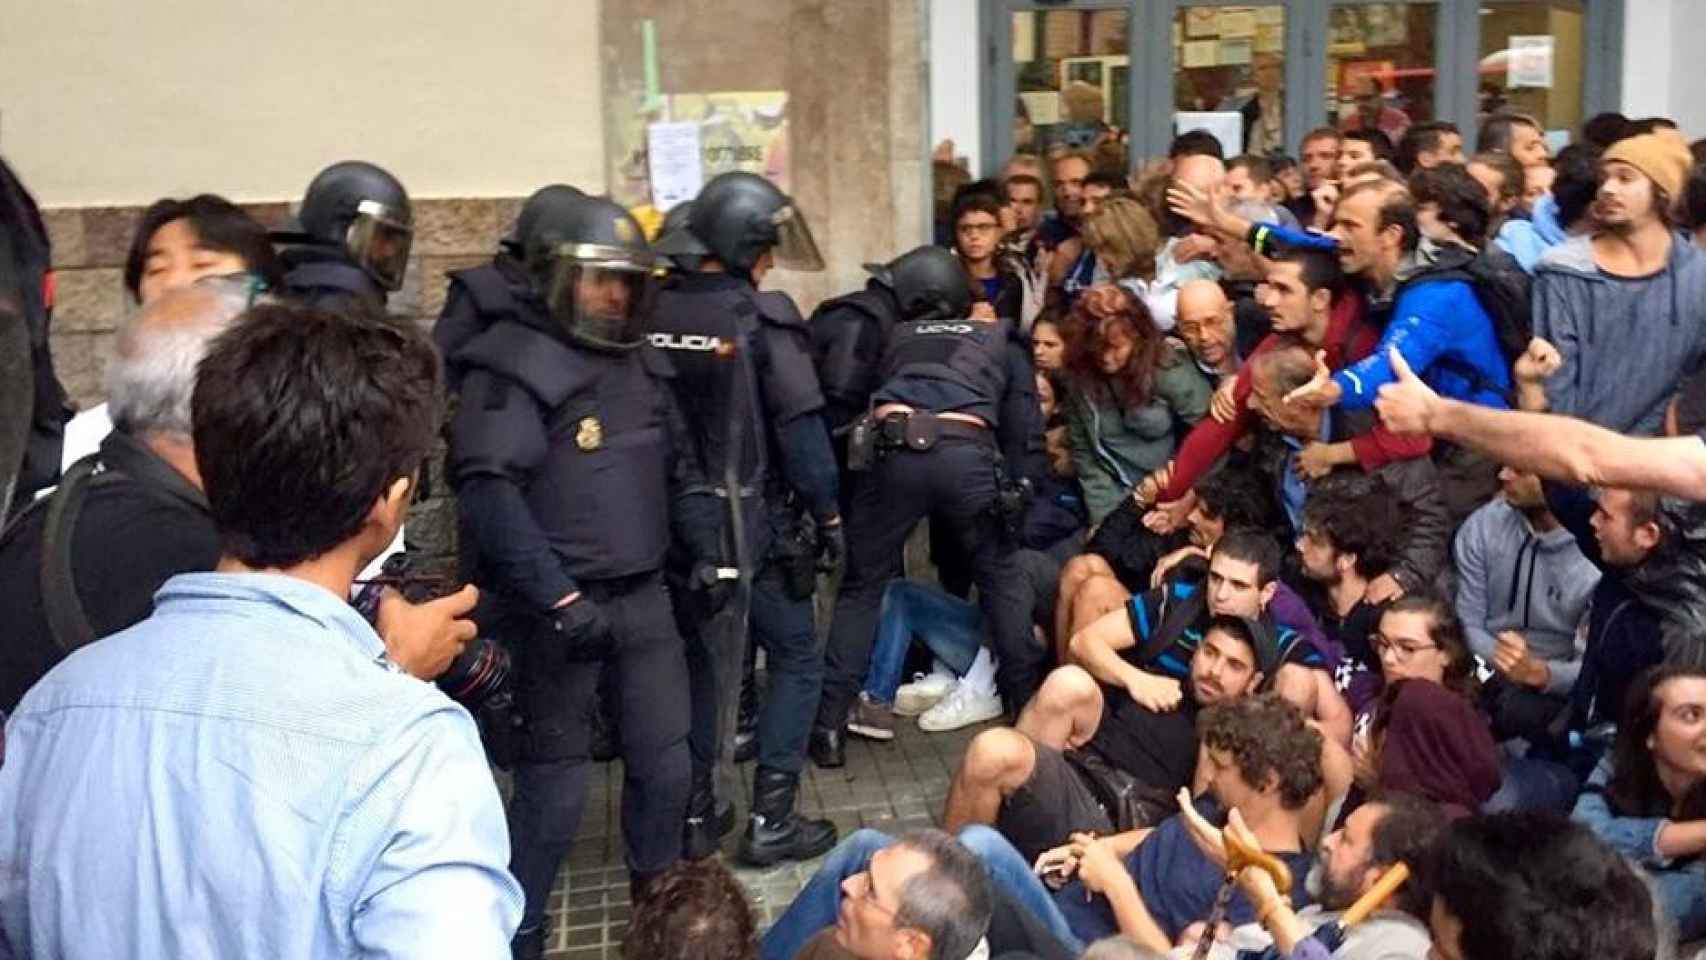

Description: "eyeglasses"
1370 634 1438 662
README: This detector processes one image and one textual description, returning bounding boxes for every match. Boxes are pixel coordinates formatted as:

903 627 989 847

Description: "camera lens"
436 638 512 707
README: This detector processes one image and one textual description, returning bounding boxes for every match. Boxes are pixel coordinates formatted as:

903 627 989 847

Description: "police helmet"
503 184 588 256
863 246 971 322
653 201 709 272
518 193 656 352
280 161 414 291
688 172 824 274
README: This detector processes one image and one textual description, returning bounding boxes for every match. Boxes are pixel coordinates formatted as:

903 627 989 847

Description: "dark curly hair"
1199 692 1324 810
1061 284 1178 410
623 859 757 960
1196 465 1279 532
1301 473 1401 579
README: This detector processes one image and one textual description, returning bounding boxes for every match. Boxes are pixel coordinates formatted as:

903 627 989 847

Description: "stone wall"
41 197 524 577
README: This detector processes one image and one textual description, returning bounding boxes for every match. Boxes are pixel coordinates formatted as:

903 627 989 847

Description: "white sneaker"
894 673 955 716
918 684 1003 732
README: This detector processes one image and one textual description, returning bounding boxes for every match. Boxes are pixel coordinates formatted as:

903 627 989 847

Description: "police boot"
683 776 737 861
738 766 838 867
510 927 544 960
808 723 845 768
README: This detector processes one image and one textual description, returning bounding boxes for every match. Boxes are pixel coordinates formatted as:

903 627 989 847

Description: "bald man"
1174 280 1238 383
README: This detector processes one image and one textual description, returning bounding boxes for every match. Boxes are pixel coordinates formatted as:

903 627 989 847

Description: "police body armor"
277 248 389 315
453 318 676 588
808 286 897 434
873 314 1013 425
436 258 534 390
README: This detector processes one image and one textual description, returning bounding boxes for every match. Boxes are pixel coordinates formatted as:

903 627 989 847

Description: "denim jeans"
757 826 1086 960
861 579 985 704
1484 754 1581 815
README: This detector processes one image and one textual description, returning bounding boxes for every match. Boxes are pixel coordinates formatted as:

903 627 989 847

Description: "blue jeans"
861 580 985 704
1484 754 1581 815
757 826 1084 960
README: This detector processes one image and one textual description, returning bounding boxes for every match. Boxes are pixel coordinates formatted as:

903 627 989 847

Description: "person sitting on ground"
1330 596 1499 820
1174 791 1447 960
759 829 994 960
623 859 758 960
1031 312 1066 372
1572 664 1706 941
1067 530 1346 745
0 303 521 956
1419 813 1658 960
944 607 1280 863
1292 476 1403 714
1059 285 1210 527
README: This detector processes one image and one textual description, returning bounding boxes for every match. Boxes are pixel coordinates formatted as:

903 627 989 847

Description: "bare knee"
961 728 1035 791
1059 554 1113 594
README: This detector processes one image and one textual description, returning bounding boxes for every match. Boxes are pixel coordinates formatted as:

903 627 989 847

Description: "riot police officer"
809 245 1048 766
650 172 844 867
272 160 413 314
445 193 719 960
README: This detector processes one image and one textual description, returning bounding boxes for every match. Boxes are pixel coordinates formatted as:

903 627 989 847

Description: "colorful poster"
667 91 790 194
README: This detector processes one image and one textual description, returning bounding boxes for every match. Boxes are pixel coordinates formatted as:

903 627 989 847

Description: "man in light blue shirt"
0 302 522 959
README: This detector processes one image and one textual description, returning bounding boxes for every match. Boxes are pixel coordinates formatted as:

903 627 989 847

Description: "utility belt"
846 409 989 472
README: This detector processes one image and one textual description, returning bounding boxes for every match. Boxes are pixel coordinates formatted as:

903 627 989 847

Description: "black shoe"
733 728 758 763
737 766 839 867
510 926 544 960
808 725 845 769
683 782 736 861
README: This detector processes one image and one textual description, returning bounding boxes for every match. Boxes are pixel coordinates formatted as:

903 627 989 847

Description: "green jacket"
1066 339 1211 523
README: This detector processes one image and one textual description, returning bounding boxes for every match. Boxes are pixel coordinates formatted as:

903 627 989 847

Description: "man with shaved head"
1174 279 1238 383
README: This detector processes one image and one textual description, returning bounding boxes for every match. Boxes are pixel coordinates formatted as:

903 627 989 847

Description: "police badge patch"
576 416 604 451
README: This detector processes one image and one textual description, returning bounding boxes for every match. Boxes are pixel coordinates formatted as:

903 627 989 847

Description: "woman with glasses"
1327 594 1500 821
952 189 1023 323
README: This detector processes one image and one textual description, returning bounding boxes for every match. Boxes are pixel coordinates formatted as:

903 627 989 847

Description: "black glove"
691 562 738 613
816 521 847 575
545 597 615 662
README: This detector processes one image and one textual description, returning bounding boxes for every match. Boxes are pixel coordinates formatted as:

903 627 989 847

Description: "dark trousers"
507 572 690 933
816 437 1043 730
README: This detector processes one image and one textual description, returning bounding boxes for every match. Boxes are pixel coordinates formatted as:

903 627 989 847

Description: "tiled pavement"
530 720 987 959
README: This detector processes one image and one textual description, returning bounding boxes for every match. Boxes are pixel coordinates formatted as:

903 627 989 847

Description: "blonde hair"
1081 196 1160 281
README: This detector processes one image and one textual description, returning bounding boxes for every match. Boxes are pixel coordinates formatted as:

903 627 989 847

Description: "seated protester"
1132 245 1432 552
986 694 1321 954
1056 463 1280 653
1335 596 1499 819
1059 285 1210 528
1245 344 1450 597
1032 312 1067 372
1293 476 1404 714
0 304 521 956
943 607 1280 864
1466 151 1549 272
759 829 995 960
1454 467 1599 736
1176 791 1447 960
955 189 1025 322
1174 279 1240 385
62 193 284 469
1572 664 1706 940
1067 530 1345 745
622 859 758 960
1421 813 1659 960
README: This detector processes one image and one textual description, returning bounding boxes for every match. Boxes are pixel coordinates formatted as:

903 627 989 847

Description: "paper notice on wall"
1020 91 1062 125
1182 40 1218 68
669 91 791 193
1255 24 1284 54
1219 38 1253 66
1508 35 1554 89
646 122 702 213
1217 8 1257 38
1175 111 1244 156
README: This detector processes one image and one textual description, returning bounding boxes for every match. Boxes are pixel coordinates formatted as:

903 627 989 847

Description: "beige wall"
0 0 606 207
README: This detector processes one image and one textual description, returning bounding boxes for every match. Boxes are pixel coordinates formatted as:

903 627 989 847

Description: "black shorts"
994 736 1115 865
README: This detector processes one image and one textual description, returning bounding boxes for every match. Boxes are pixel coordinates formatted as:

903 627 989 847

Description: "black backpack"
1404 243 1533 399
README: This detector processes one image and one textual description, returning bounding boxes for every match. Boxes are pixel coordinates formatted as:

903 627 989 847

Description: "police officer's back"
273 161 413 315
444 192 714 960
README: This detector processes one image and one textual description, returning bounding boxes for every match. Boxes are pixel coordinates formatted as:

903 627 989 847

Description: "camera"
351 552 512 710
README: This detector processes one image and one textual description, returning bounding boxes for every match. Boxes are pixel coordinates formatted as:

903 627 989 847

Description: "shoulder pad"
447 264 523 316
752 290 808 329
457 321 588 408
638 343 677 379
813 288 894 326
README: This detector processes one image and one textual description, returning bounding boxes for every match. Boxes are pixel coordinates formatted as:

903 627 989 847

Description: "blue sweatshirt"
1332 271 1511 410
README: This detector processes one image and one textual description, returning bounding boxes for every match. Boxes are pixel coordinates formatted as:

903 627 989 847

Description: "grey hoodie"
1532 232 1706 434
1454 497 1601 694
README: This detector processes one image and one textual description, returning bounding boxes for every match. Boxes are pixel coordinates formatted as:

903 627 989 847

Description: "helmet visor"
346 201 413 291
771 204 825 272
542 256 655 351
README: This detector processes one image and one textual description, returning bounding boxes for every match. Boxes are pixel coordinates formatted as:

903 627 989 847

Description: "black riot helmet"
654 201 709 272
685 172 824 274
518 193 656 352
502 184 587 256
864 246 971 322
283 161 414 291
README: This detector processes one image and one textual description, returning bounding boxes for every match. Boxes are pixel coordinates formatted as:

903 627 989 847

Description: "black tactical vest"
872 316 1012 425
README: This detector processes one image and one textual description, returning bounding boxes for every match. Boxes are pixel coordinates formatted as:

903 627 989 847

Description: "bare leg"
943 727 1038 831
1053 554 1115 657
1015 665 1105 750
1060 575 1130 663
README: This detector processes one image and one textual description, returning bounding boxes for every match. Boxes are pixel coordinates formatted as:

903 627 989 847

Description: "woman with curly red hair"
1059 284 1211 524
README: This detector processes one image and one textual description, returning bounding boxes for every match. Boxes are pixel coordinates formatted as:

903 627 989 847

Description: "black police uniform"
274 160 413 316
445 236 716 946
815 313 1048 740
276 246 390 314
649 270 842 863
